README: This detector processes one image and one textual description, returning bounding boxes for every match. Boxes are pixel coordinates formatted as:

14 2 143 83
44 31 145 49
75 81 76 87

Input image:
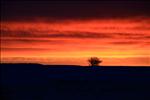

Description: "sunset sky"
1 0 150 66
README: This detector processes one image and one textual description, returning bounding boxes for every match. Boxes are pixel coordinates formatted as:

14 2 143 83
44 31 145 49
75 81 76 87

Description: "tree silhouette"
88 57 102 66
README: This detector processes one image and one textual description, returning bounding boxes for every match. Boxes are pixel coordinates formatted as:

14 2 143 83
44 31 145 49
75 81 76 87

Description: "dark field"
1 64 150 100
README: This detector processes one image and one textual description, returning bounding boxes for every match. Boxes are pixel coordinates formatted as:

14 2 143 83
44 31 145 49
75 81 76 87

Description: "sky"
1 0 150 66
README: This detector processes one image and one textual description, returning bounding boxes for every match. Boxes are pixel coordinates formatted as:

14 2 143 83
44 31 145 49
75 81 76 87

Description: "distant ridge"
1 63 149 67
1 63 150 85
0 63 81 67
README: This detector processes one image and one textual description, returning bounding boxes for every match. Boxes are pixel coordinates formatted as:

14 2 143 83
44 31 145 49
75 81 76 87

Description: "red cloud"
1 17 150 66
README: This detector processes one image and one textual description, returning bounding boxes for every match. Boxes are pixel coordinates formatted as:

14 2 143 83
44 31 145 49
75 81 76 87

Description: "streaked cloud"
1 17 150 66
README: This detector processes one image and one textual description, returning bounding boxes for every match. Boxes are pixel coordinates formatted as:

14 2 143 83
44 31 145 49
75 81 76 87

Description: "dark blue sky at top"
1 0 150 21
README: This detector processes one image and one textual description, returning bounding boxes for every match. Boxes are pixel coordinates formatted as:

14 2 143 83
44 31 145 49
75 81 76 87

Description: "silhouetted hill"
1 63 150 81
1 63 150 100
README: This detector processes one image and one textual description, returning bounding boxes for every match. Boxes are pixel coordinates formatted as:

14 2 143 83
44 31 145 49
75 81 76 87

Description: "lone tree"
88 57 102 66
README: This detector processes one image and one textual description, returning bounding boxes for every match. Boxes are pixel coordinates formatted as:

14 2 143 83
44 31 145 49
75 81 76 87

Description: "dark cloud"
1 30 112 39
114 33 150 40
1 28 150 40
45 32 112 39
110 41 140 45
1 38 67 44
1 0 150 21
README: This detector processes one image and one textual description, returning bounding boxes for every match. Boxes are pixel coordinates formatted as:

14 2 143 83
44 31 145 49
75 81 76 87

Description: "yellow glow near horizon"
1 17 150 66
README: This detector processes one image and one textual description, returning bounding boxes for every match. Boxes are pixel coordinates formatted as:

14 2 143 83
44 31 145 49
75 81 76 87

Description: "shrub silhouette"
88 57 102 66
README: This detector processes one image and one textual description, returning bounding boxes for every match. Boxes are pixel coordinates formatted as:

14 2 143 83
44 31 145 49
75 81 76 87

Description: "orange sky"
1 17 150 66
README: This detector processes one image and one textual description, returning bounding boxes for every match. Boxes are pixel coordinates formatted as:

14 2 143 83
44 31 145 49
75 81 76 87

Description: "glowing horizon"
1 17 150 66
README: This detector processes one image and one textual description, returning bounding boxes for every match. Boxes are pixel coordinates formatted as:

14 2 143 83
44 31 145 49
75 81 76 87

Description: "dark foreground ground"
1 64 150 100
